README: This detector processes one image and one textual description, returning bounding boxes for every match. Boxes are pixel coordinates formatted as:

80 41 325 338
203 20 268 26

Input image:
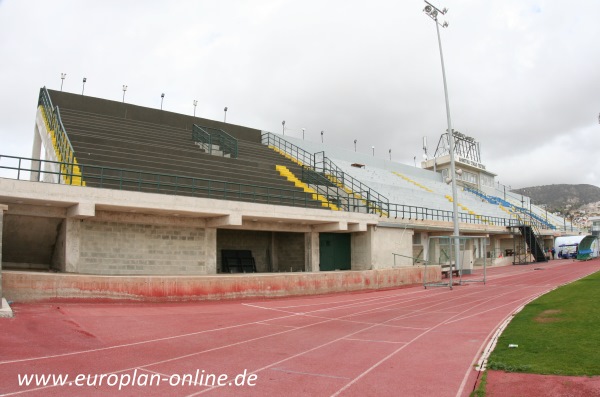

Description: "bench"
441 264 460 278
221 250 257 273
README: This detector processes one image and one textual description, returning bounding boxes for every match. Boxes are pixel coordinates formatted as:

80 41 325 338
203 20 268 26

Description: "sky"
1 0 599 190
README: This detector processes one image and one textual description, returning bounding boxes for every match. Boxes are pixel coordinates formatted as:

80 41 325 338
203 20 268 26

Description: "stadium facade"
0 88 577 303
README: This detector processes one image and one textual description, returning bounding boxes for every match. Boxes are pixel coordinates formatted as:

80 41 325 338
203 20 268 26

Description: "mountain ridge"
511 184 600 215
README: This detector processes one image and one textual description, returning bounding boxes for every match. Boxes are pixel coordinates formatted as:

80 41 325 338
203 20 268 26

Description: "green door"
319 233 351 271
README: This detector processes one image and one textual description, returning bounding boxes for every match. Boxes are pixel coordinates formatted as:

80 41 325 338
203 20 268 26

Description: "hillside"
511 184 600 215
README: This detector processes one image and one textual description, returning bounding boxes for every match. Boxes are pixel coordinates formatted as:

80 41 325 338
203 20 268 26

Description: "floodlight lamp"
442 21 449 28
442 7 448 13
224 107 228 111
161 93 165 98
193 100 197 106
83 77 87 83
431 10 438 18
424 5 432 13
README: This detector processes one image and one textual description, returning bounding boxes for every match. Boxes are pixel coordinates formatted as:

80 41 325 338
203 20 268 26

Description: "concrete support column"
462 239 474 275
205 228 217 274
0 205 7 308
30 124 43 182
65 219 81 273
52 218 81 272
304 232 320 272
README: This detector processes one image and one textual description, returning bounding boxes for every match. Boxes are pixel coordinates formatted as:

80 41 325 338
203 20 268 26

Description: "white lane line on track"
269 367 351 380
331 264 596 397
342 338 408 345
455 264 600 397
1 281 480 396
327 286 531 397
185 287 523 397
0 283 448 367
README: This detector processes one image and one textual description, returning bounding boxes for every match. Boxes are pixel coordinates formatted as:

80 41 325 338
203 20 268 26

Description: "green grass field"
487 269 600 376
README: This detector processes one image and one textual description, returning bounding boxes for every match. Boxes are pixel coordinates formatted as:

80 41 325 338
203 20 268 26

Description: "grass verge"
487 269 600 376
470 371 487 397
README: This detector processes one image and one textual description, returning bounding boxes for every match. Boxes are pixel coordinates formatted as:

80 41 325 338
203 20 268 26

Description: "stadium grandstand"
0 87 581 305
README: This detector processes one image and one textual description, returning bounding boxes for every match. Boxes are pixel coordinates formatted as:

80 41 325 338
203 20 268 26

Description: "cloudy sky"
1 0 599 189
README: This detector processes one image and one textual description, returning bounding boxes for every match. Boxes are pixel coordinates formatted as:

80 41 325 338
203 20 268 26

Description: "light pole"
60 73 66 91
193 100 197 117
423 0 460 286
224 107 228 122
320 131 324 143
122 85 127 102
372 146 375 157
282 120 285 135
160 93 165 110
389 148 392 161
82 77 87 95
354 139 357 152
302 128 305 140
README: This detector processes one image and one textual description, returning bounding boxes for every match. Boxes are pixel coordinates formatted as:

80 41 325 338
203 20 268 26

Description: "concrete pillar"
462 239 474 275
304 232 320 272
30 124 43 182
205 228 217 274
51 218 81 273
0 205 7 308
271 232 278 272
65 219 81 272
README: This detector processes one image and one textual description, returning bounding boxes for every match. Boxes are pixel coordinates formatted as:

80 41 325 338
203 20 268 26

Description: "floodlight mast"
423 0 460 288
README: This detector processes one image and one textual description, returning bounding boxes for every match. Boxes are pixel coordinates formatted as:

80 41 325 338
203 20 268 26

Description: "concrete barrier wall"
2 266 440 302
79 220 209 275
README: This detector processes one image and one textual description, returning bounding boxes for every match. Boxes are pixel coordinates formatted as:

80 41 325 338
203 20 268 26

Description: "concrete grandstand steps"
331 158 512 219
71 146 302 191
67 138 304 191
56 108 328 210
80 173 322 208
59 110 196 149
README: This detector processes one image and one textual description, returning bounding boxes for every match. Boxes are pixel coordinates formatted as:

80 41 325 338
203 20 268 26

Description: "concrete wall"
78 219 210 275
217 229 272 273
0 205 6 305
217 230 306 273
2 215 62 269
273 232 305 272
351 225 414 270
3 266 441 302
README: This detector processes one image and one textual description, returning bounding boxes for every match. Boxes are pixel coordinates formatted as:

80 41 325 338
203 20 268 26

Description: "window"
413 233 422 245
480 174 494 188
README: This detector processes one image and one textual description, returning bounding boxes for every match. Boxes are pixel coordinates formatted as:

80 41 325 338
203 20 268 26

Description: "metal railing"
2 154 534 228
262 132 390 215
392 253 426 267
192 124 238 158
261 132 314 166
466 185 556 230
385 203 520 226
37 87 81 184
0 155 327 209
316 156 389 215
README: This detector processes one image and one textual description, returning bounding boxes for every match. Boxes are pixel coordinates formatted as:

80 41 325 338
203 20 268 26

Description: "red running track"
1 259 599 397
